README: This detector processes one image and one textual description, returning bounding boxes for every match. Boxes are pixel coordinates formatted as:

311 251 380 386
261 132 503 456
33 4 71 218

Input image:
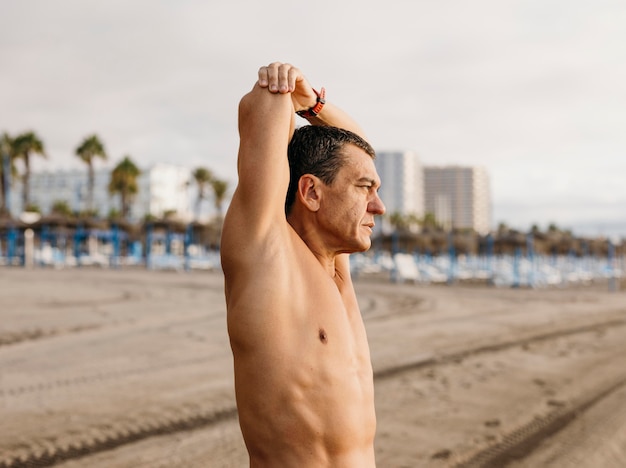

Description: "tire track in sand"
3 317 626 467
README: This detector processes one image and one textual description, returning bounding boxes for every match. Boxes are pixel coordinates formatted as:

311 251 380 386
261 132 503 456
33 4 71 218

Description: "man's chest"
290 280 371 377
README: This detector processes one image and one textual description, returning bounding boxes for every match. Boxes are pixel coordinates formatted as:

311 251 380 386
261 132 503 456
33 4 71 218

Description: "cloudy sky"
1 0 625 237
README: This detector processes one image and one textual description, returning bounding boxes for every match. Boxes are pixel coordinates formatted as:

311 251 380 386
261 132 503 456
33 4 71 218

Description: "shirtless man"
221 62 385 467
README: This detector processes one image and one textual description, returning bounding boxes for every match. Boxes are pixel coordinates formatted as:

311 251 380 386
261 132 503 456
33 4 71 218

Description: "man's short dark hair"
285 125 375 214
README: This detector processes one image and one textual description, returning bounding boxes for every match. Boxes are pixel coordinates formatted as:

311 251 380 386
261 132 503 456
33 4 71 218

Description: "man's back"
221 63 383 467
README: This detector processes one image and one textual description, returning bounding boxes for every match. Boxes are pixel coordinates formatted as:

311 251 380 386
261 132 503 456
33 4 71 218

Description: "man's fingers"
257 64 278 90
257 67 269 88
258 62 299 93
267 63 281 92
287 66 302 92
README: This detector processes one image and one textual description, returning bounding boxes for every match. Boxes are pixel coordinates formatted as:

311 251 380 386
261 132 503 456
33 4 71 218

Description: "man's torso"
223 225 376 467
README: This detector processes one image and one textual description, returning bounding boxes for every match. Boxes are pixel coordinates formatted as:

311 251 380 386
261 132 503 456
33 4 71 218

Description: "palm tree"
108 156 141 219
210 178 229 218
547 222 560 233
0 133 17 216
75 134 107 214
422 212 439 230
192 167 213 220
51 199 73 217
406 213 421 233
388 212 409 231
13 131 46 211
497 221 510 235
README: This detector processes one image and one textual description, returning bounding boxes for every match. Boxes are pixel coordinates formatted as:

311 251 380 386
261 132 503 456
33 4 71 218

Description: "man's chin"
353 238 372 253
341 240 371 255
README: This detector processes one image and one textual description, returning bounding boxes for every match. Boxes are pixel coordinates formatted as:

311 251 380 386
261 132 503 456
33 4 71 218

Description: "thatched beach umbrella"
493 230 526 255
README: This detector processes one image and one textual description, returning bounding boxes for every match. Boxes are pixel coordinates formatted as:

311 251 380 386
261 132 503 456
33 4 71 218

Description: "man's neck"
287 215 338 278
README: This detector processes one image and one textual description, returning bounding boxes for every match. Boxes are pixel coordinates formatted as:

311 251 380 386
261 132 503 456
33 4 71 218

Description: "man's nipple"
318 328 328 344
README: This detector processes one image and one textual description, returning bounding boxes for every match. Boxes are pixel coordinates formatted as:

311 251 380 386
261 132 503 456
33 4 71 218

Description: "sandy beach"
1 267 626 467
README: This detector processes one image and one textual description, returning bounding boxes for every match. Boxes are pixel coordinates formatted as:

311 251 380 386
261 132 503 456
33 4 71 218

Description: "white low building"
8 163 194 222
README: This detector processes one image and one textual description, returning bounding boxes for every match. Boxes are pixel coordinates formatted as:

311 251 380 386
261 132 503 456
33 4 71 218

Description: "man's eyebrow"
356 177 377 185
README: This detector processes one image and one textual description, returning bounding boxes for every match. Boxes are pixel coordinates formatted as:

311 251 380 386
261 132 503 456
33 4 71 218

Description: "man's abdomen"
234 328 376 467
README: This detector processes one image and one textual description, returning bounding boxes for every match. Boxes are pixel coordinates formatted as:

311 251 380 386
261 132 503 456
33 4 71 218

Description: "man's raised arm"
233 84 293 226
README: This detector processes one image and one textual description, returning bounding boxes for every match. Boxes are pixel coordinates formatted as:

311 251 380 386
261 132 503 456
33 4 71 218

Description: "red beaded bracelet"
296 87 326 119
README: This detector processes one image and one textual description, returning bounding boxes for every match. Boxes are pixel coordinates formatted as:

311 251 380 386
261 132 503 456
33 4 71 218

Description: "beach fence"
2 222 623 285
0 220 221 272
351 250 624 289
0 225 23 266
145 222 221 271
351 231 625 289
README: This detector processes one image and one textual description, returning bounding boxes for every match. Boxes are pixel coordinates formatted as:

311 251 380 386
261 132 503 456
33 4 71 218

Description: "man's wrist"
296 88 326 119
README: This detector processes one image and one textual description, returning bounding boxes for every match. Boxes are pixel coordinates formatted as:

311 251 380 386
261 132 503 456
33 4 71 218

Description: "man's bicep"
235 141 290 214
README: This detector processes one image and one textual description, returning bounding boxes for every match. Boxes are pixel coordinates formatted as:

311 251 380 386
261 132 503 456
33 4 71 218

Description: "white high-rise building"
423 166 492 234
374 150 424 222
9 163 194 222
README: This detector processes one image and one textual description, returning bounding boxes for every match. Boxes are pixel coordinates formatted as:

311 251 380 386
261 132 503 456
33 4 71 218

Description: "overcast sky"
1 0 625 237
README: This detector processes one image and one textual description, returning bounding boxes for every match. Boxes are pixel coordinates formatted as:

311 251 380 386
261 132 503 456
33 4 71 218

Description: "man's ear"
297 174 322 212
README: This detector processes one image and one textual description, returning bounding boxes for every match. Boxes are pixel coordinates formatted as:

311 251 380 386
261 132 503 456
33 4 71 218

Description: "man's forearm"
303 101 367 141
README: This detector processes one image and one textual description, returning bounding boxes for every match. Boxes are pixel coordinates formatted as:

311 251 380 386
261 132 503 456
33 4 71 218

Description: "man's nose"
369 193 386 215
